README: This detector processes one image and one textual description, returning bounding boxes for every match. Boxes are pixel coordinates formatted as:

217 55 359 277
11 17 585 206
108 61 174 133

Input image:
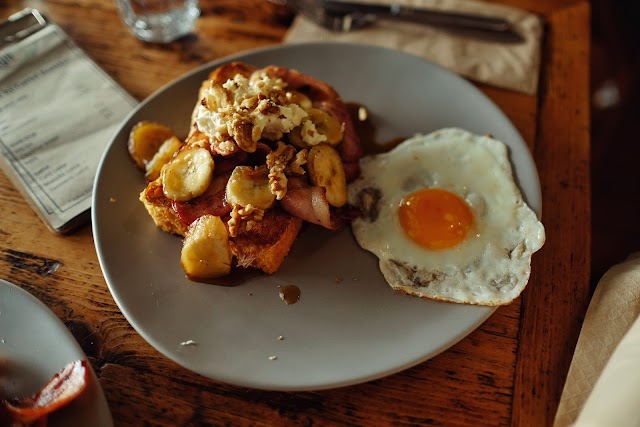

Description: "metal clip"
0 8 48 50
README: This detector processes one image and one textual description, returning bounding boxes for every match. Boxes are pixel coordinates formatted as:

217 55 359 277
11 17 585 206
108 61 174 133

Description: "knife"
274 0 523 43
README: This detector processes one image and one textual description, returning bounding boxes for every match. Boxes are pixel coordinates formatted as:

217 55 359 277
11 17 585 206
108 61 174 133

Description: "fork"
271 0 522 42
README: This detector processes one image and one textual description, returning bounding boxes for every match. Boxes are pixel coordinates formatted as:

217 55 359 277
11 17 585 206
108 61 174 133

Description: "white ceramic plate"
0 279 113 426
93 43 541 391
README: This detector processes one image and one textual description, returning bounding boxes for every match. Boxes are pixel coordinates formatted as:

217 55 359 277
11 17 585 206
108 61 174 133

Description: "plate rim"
92 41 540 391
0 278 113 425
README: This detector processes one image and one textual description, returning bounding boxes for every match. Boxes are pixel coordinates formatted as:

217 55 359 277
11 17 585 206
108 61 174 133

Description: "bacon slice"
281 186 335 230
214 150 249 174
174 188 230 226
280 178 348 230
174 173 232 225
3 360 89 424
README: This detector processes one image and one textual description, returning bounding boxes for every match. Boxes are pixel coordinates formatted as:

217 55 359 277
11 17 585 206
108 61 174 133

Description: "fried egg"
347 128 545 306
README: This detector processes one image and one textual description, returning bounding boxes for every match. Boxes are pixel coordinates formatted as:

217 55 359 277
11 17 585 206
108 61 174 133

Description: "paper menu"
0 9 137 233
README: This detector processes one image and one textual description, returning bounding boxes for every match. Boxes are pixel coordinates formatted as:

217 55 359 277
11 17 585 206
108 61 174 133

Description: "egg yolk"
398 188 473 250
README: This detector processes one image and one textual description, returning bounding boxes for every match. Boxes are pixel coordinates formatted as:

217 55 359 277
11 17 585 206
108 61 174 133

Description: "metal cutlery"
271 0 523 43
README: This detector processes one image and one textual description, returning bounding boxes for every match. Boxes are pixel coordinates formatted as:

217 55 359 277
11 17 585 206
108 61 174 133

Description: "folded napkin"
283 0 544 94
554 253 640 427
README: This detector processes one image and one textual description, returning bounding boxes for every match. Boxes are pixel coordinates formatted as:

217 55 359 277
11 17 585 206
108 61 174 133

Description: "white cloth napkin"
554 253 640 427
283 0 544 94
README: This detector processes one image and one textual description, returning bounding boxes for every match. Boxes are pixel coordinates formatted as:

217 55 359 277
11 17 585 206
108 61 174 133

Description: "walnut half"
228 204 265 237
265 141 308 200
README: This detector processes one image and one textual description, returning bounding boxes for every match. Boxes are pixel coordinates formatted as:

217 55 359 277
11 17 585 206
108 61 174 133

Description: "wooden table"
0 1 590 425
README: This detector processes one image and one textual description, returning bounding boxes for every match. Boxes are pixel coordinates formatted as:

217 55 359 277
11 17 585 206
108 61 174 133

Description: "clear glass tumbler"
115 0 200 43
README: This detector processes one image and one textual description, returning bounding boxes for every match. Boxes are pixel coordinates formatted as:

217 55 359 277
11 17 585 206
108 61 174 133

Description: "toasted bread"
140 177 189 236
229 207 302 274
140 179 302 274
137 62 360 279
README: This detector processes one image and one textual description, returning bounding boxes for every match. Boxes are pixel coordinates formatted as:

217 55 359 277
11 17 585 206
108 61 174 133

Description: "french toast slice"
140 177 189 236
139 179 302 274
229 207 302 274
136 61 361 279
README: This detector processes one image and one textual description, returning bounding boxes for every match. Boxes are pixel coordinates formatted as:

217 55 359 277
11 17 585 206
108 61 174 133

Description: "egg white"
347 128 545 306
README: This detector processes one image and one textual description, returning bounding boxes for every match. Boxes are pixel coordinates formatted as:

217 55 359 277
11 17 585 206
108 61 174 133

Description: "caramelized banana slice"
226 166 276 210
307 144 347 207
285 90 312 110
309 108 343 146
128 121 175 170
162 147 214 202
145 136 183 181
287 125 307 150
208 61 256 85
288 108 343 149
181 215 232 279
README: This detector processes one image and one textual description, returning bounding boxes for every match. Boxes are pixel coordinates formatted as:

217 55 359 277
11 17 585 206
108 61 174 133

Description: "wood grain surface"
0 1 590 426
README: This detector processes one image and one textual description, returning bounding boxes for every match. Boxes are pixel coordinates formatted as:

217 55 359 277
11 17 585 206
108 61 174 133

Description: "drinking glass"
115 0 200 43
